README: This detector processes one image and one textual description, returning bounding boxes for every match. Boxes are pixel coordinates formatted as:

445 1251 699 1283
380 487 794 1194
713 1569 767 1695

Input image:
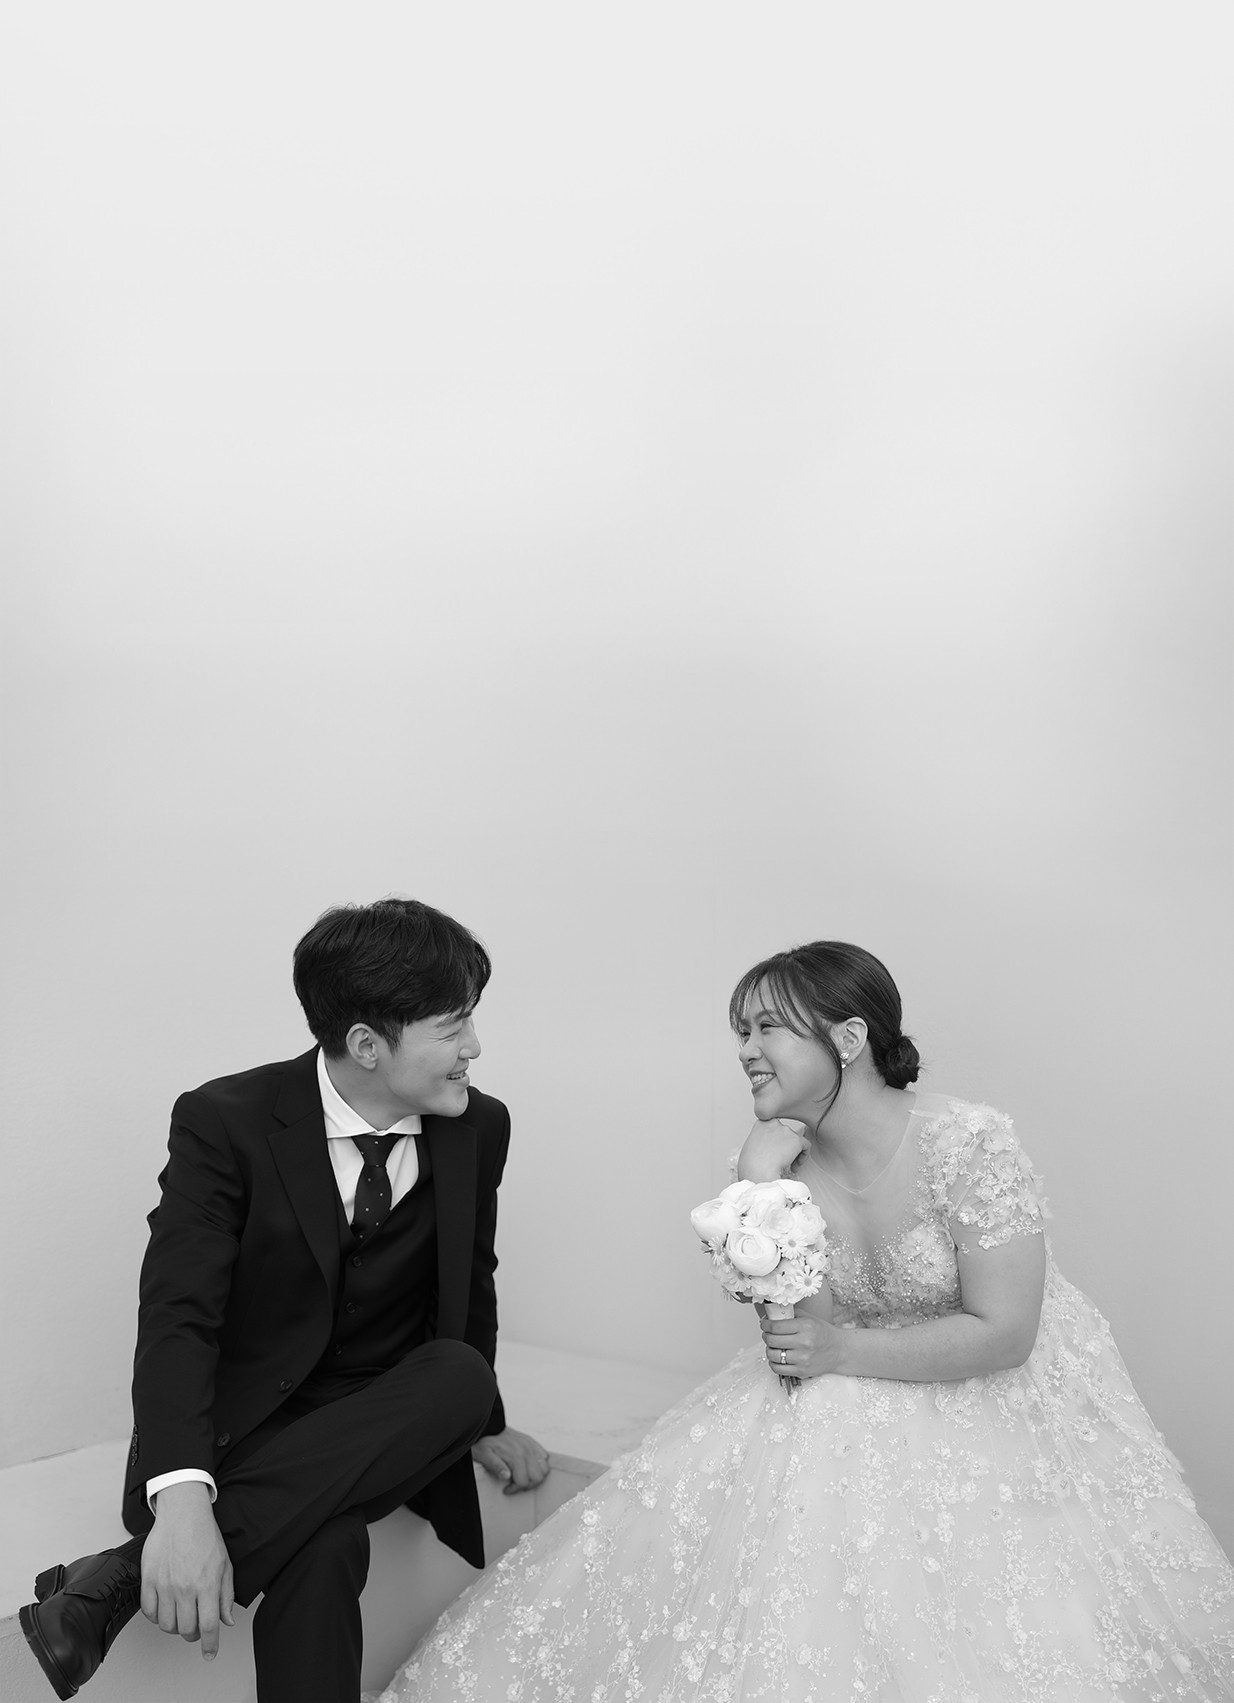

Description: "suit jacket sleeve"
466 1098 509 1435
131 1089 246 1483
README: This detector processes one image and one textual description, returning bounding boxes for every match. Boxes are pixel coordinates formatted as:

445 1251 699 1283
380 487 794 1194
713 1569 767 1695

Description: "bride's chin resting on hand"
737 1117 810 1183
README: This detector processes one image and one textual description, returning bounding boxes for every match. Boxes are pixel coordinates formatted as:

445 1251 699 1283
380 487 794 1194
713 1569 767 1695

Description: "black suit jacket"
123 1048 509 1567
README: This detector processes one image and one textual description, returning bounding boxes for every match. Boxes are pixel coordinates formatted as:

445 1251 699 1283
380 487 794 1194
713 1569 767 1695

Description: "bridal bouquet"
689 1179 827 1392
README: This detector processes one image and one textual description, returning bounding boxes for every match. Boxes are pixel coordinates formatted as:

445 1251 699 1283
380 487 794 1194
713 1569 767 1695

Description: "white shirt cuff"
146 1469 218 1512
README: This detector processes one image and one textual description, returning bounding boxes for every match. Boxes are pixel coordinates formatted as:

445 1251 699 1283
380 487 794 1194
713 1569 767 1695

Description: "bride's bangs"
728 955 820 1041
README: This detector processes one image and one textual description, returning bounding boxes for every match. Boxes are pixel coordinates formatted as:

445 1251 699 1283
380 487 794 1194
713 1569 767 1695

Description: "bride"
376 941 1234 1701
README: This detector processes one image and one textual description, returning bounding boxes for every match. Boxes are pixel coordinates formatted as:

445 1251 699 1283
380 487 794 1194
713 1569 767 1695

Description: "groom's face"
374 1006 481 1118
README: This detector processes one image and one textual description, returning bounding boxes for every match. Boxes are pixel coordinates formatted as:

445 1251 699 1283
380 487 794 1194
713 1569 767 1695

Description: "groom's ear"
344 1024 381 1071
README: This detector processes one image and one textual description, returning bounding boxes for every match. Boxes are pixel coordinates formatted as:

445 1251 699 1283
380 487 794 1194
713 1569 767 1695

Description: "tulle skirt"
377 1275 1234 1701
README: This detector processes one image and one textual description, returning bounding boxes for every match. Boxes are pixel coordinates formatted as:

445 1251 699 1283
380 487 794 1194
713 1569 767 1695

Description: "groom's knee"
412 1340 498 1434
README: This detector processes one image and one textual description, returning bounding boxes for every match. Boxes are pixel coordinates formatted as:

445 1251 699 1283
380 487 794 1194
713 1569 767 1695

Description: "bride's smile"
737 1000 840 1126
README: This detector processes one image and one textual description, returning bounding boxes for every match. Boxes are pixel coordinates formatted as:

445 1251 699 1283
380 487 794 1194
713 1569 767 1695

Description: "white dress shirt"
318 1046 422 1215
146 1050 423 1508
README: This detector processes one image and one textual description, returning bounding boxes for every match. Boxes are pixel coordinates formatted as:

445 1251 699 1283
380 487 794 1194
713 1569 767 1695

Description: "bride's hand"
737 1118 809 1182
759 1308 841 1380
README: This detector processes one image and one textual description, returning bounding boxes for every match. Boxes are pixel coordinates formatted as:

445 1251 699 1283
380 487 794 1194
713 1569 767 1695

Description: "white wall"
2 4 1231 1546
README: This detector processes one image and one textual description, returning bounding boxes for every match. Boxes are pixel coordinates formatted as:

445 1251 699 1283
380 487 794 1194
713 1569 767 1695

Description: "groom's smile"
326 1005 482 1127
377 1007 481 1119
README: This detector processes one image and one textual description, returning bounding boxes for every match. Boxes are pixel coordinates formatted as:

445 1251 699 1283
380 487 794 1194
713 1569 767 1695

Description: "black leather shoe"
19 1551 142 1699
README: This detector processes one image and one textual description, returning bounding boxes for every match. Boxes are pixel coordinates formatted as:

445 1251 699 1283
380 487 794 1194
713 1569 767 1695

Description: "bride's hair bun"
880 1034 920 1089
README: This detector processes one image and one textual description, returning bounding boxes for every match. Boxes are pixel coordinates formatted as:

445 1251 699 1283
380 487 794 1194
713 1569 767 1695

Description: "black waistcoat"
314 1140 438 1380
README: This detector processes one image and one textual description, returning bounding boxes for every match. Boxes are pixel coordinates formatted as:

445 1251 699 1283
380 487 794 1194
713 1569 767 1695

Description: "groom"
20 898 549 1702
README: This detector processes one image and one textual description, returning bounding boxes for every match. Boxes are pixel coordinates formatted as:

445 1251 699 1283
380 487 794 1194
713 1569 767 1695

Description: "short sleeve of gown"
940 1105 1048 1253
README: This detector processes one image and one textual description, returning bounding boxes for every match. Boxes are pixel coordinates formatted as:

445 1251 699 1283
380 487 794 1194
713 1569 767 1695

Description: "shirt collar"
317 1047 422 1141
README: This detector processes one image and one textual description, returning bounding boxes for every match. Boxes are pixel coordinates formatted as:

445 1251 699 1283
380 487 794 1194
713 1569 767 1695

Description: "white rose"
725 1226 781 1277
740 1181 791 1227
778 1180 812 1204
780 1202 825 1248
690 1196 743 1245
718 1179 757 1211
758 1204 798 1244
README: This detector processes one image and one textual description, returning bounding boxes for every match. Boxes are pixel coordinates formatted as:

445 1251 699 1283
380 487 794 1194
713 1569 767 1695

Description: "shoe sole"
18 1603 78 1700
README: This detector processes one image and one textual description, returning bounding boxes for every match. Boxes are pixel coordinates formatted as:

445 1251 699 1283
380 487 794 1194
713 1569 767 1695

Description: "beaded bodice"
790 1092 1048 1327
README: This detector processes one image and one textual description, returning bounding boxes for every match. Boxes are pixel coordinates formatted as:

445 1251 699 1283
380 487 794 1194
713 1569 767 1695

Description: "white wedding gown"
377 1094 1234 1701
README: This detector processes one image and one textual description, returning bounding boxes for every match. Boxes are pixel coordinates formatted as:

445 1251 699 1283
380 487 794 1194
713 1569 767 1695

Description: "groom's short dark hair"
293 897 492 1057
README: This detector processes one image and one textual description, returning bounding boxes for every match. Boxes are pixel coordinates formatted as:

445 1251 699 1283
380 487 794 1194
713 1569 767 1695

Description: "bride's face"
735 989 839 1124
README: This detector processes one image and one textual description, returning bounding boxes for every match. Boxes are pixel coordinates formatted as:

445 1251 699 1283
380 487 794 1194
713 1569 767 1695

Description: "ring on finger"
778 1349 788 1366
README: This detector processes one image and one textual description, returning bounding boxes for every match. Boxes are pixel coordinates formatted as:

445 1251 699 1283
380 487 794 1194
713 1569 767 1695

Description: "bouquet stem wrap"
761 1300 800 1394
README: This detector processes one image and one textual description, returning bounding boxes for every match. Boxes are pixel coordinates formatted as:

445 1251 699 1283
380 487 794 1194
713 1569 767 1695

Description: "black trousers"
200 1339 495 1703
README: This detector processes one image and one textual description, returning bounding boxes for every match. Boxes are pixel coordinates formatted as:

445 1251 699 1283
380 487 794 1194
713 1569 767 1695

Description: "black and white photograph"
1 5 1231 1700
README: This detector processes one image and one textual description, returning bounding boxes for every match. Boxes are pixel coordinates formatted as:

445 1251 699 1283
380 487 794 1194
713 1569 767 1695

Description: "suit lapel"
425 1114 477 1340
267 1049 340 1306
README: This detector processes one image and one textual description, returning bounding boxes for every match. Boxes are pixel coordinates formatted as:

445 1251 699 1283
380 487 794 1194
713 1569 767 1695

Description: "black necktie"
350 1133 400 1239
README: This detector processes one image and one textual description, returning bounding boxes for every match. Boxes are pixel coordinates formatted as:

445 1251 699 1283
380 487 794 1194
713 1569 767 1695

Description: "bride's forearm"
737 1120 808 1183
830 1309 1035 1381
738 1156 784 1183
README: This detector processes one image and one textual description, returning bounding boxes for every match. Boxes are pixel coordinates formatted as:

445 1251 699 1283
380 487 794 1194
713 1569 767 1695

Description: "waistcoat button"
216 1432 230 1447
278 1379 293 1392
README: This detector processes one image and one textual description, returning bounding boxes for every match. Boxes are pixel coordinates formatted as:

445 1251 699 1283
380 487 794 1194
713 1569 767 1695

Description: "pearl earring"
840 1052 850 1068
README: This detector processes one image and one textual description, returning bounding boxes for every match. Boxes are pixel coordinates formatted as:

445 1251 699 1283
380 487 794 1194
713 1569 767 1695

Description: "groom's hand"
472 1428 552 1495
141 1482 235 1659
